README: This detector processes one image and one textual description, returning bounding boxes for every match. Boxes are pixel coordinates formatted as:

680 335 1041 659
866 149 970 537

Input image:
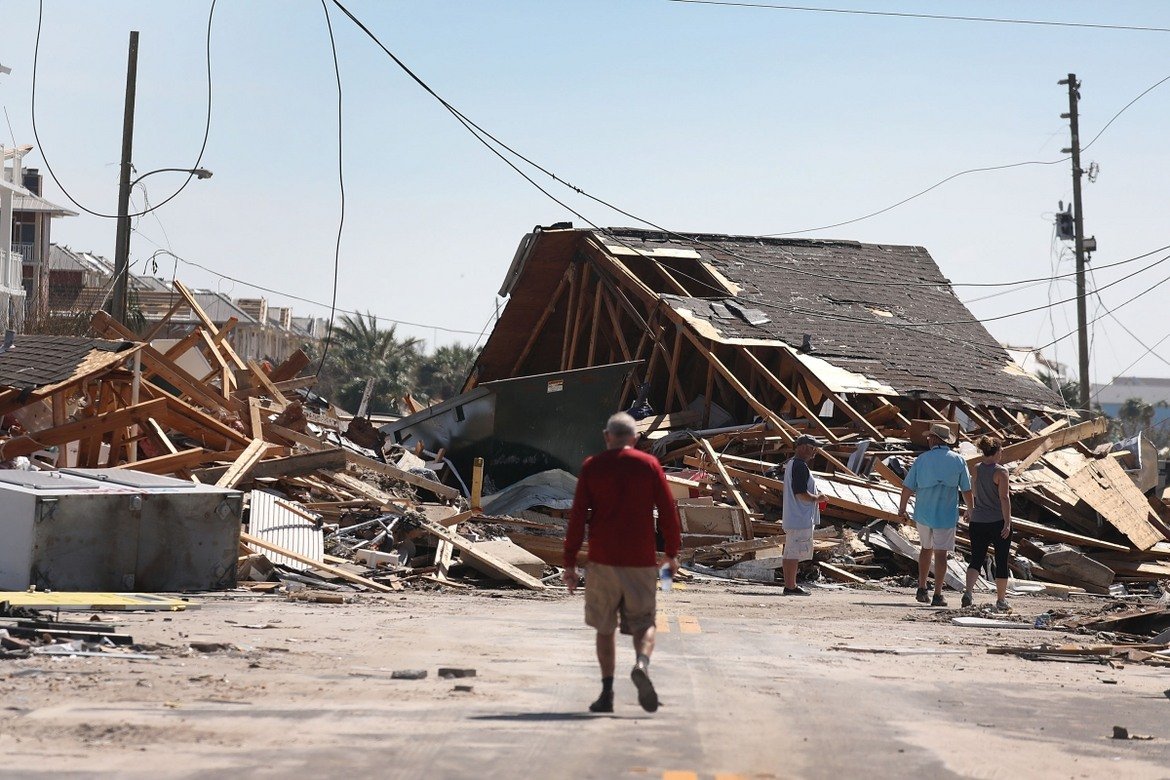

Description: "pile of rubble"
0 282 550 598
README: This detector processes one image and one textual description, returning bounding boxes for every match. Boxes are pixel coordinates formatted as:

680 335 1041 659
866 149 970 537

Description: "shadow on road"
469 712 626 721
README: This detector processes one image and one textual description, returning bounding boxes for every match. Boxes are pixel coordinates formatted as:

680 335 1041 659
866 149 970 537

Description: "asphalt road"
2 583 1169 779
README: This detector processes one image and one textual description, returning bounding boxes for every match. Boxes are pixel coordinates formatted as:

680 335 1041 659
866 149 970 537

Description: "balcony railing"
0 248 24 291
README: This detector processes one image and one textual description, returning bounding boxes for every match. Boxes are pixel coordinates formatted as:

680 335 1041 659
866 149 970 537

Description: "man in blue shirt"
897 423 973 607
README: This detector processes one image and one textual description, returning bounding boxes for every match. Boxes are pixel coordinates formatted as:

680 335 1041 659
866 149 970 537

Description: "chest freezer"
0 468 243 592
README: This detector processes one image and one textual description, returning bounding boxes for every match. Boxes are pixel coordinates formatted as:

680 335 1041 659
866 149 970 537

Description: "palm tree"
316 312 423 414
416 343 479 402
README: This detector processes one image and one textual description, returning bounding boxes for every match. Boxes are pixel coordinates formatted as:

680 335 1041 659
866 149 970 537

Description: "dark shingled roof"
599 228 1060 410
0 335 134 391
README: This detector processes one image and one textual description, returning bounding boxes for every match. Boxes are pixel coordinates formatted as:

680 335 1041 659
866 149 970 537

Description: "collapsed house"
385 225 1170 604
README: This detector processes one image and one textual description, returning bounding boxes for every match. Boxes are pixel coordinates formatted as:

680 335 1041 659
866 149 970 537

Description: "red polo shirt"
564 446 682 569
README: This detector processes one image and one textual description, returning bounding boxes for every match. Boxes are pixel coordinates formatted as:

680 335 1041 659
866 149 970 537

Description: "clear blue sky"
1 1 1168 391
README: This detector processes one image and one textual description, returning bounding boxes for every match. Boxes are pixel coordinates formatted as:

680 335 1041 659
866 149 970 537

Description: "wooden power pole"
1060 73 1090 411
111 31 139 326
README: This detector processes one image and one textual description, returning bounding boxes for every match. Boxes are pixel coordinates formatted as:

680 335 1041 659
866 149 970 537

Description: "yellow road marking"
662 772 698 780
655 611 671 632
678 615 701 634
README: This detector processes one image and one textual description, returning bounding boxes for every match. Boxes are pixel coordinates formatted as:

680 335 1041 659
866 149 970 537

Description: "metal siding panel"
248 490 323 571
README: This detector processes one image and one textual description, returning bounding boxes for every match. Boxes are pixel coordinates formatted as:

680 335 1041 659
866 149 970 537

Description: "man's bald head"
604 412 637 449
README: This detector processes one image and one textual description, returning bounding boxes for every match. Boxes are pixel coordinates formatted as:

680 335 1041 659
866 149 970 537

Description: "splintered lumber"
1041 548 1115 589
871 458 904 489
240 531 393 593
0 397 167 460
1064 457 1165 551
698 439 754 538
215 438 268 488
1008 517 1130 552
978 416 1108 466
268 349 311 382
112 447 208 474
818 561 867 584
196 448 347 484
329 471 411 509
247 360 291 407
418 519 546 590
343 451 462 501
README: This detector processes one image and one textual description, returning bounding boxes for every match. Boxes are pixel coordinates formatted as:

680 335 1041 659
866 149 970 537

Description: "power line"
129 237 485 337
313 0 345 380
762 71 1170 238
30 0 216 219
326 0 1169 294
1036 268 1170 351
664 1 1170 34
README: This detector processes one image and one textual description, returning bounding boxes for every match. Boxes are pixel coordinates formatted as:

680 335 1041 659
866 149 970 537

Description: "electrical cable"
30 0 216 219
663 1 1170 34
327 0 1170 294
127 235 486 336
1035 269 1170 351
1090 329 1170 402
314 0 345 379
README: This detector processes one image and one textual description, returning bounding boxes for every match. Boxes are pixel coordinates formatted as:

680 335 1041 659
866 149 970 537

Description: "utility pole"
111 31 139 327
1060 73 1090 411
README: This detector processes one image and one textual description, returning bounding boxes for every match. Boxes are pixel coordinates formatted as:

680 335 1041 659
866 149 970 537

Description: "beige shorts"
782 527 815 561
916 523 956 552
584 563 658 636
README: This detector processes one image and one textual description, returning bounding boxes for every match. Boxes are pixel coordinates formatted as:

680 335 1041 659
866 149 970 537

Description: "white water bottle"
659 563 673 592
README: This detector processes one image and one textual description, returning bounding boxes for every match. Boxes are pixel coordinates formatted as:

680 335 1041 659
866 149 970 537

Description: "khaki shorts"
916 523 956 552
782 527 815 561
584 563 658 636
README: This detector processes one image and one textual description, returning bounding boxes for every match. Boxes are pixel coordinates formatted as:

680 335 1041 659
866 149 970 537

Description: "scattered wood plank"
240 532 393 593
417 519 546 590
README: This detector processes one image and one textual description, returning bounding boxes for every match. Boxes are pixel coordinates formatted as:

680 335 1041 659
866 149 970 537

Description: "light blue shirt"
903 445 971 529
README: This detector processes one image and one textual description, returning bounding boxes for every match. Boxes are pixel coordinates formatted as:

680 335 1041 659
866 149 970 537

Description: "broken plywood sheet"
1065 458 1165 551
678 499 746 536
464 540 546 579
248 490 324 571
818 475 909 522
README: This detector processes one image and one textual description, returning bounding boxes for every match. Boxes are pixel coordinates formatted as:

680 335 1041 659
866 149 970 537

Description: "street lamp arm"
130 167 213 189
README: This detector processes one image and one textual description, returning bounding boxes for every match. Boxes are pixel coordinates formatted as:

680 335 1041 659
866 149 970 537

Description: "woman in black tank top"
962 436 1013 611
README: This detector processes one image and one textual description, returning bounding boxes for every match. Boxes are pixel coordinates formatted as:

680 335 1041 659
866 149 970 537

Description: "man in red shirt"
564 412 682 714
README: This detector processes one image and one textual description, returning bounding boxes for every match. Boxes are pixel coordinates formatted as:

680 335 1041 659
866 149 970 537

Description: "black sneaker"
630 663 659 713
931 593 948 607
994 599 1011 613
783 586 811 596
961 592 973 608
915 587 929 603
589 691 613 713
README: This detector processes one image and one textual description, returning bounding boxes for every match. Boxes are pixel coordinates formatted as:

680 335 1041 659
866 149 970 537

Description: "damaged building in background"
466 225 1065 462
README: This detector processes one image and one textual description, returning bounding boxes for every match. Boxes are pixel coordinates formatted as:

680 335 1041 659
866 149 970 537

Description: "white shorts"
917 523 956 552
783 527 815 561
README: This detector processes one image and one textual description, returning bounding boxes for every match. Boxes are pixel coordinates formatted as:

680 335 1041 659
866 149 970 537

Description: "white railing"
0 248 23 291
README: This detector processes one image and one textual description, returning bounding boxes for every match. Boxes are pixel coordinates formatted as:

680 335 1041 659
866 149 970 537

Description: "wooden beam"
565 263 593 370
240 532 393 593
559 263 580 371
172 280 248 370
215 438 268 488
664 327 685 413
784 354 885 440
975 416 1109 465
699 439 754 539
114 447 209 475
680 327 788 440
247 360 290 407
740 349 833 441
585 280 604 367
512 266 572 376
